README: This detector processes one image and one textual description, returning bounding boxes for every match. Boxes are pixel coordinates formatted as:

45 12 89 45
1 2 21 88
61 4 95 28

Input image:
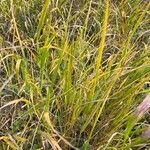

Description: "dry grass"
0 0 150 149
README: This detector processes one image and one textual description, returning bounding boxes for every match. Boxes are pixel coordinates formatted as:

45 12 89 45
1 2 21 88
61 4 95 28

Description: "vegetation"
0 0 150 149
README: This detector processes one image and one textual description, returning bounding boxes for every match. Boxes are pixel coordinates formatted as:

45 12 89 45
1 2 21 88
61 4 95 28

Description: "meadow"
0 0 150 149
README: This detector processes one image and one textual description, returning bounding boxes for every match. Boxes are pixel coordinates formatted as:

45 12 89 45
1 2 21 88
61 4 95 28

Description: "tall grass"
0 0 150 149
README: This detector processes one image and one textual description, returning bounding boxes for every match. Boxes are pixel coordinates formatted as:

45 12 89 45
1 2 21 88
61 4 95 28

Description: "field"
0 0 150 149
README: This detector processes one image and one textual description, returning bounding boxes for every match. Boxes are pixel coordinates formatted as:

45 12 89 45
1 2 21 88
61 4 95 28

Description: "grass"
0 0 150 149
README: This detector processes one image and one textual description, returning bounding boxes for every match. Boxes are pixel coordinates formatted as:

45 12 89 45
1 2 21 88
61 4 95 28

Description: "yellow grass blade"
96 0 110 73
35 0 51 41
0 98 31 110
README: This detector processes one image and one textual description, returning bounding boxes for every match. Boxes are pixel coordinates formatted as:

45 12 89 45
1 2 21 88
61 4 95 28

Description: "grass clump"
0 0 150 149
